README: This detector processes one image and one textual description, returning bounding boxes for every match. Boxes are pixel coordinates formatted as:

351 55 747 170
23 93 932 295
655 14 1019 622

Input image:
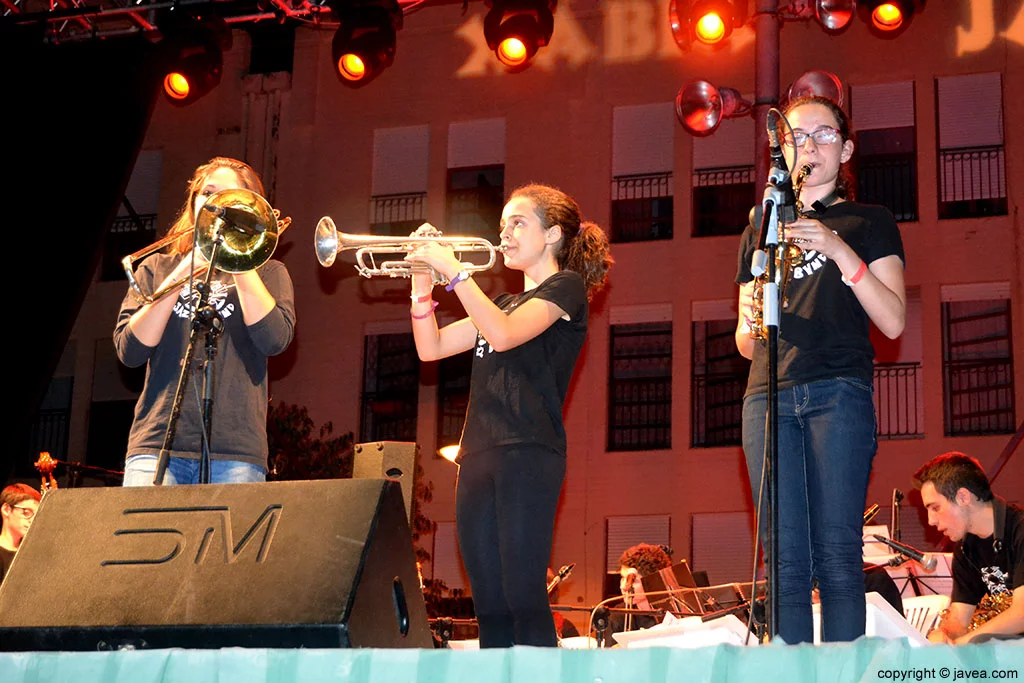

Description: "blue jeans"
122 454 267 486
742 377 877 644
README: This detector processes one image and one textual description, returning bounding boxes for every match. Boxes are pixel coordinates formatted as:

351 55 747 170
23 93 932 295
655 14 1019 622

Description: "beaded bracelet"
411 300 439 319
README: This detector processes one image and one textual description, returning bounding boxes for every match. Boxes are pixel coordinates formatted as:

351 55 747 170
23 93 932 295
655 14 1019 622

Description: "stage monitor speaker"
0 479 433 651
353 441 418 524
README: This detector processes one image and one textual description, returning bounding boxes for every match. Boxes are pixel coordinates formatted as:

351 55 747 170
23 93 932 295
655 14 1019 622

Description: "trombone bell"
121 188 281 304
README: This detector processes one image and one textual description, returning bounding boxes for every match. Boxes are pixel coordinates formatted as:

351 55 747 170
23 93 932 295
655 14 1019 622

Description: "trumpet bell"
315 216 339 267
196 188 279 273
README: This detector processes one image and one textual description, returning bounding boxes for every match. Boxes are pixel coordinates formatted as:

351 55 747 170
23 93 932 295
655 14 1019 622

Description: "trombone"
314 216 506 286
122 188 289 304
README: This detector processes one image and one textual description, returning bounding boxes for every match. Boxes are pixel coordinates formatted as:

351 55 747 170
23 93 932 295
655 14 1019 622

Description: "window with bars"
873 362 924 439
102 213 158 281
22 377 74 479
446 166 504 239
610 172 673 243
857 127 918 222
691 320 748 448
692 165 754 237
370 191 427 237
361 333 421 442
936 73 1007 219
941 299 1015 436
437 351 472 453
608 321 672 451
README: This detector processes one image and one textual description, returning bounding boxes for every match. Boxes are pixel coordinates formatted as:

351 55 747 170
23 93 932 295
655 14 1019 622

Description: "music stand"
641 560 701 614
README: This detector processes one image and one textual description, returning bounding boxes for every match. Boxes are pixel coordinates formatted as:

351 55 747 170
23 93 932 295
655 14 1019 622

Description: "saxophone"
968 592 1013 631
748 163 813 341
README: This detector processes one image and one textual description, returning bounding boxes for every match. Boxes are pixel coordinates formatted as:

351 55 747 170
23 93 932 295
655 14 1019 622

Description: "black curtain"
1 35 163 484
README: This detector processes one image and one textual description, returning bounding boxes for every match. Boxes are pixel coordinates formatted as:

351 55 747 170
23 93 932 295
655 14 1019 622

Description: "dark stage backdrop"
1 35 163 484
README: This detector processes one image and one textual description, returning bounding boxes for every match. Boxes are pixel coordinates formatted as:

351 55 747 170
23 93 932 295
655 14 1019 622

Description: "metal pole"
753 0 780 642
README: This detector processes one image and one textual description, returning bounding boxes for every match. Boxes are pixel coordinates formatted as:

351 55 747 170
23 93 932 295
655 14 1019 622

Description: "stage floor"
3 640 1023 683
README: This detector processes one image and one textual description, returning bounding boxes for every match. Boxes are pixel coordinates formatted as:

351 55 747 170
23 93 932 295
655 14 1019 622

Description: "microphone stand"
153 232 227 486
751 161 798 641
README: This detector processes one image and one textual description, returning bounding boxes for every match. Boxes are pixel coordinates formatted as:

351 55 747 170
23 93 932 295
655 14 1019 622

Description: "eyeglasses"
11 506 36 519
782 126 841 147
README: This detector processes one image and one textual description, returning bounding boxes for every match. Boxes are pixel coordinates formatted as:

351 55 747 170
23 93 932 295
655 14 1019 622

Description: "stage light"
675 79 751 137
785 70 845 107
688 0 744 46
159 16 231 107
857 0 920 37
329 0 402 88
483 0 556 69
438 445 460 464
814 0 855 32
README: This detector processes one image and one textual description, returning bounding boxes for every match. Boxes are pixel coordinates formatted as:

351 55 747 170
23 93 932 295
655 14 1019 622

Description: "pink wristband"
411 300 438 319
411 292 432 304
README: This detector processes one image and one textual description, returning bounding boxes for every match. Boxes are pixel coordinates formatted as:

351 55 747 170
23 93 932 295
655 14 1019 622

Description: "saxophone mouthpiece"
798 164 813 180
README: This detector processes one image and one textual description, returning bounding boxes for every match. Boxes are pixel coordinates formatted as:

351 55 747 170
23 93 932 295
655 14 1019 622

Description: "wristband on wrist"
445 269 471 292
411 292 432 304
411 300 439 319
842 260 868 287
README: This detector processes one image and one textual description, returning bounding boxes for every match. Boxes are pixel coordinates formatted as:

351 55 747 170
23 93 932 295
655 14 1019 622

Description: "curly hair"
618 543 673 578
165 157 266 254
780 95 856 200
509 184 613 299
913 451 993 503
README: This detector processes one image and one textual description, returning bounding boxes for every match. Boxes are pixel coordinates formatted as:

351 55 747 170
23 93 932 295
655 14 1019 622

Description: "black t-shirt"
0 546 16 585
735 201 905 396
458 271 588 459
952 500 1024 611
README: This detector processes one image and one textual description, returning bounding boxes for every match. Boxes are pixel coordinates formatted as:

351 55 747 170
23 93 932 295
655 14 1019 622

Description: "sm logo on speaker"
101 505 283 566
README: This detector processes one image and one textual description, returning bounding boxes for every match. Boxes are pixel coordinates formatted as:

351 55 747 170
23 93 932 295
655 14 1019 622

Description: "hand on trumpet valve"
404 239 462 285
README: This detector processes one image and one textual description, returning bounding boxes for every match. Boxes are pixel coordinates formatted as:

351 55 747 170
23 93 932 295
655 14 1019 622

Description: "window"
361 333 420 442
611 103 674 243
447 118 505 239
692 165 754 237
936 73 1007 219
437 352 472 452
371 192 427 237
941 284 1015 436
24 377 73 479
446 166 504 239
852 81 918 222
691 307 749 448
102 149 161 282
692 111 754 237
872 288 924 439
608 311 672 451
605 514 671 598
371 125 430 236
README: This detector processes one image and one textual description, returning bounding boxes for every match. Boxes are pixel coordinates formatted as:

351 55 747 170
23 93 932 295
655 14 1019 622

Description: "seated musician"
912 452 1023 643
608 543 674 634
0 484 41 585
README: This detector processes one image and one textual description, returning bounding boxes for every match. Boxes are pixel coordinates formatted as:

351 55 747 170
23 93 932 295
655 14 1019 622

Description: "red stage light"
163 72 191 101
694 11 726 44
871 3 903 31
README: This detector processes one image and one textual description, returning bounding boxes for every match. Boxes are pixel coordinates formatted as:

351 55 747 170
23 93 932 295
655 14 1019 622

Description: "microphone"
202 204 268 235
766 109 791 186
863 503 880 525
871 534 938 571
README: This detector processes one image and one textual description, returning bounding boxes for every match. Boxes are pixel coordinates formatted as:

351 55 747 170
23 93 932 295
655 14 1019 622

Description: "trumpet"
748 163 812 341
121 188 289 304
314 216 506 286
